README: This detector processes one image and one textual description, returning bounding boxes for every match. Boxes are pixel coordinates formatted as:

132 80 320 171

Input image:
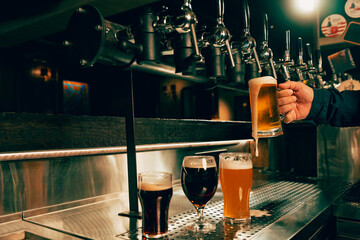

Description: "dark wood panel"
0 113 252 152
0 113 127 152
134 118 252 145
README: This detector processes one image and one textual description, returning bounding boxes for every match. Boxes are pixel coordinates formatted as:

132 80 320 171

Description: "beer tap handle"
259 13 276 78
281 65 291 81
217 0 225 24
298 37 303 65
190 23 200 57
306 43 313 67
270 62 277 79
240 0 262 73
285 30 291 61
173 0 201 59
270 57 277 79
317 50 323 72
263 13 269 45
265 14 277 78
208 0 235 67
219 0 235 67
296 68 304 82
225 39 235 67
253 47 262 73
243 0 250 35
184 0 191 8
187 0 200 59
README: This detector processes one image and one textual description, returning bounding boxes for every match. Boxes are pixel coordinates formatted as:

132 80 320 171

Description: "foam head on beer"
140 182 172 191
183 156 217 169
220 154 253 169
138 172 172 191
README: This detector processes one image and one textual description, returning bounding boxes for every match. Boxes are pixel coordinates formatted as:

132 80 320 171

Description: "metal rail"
0 140 247 161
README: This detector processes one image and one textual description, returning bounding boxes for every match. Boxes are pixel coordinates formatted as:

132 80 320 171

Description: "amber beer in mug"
248 76 283 138
138 172 173 239
219 152 253 224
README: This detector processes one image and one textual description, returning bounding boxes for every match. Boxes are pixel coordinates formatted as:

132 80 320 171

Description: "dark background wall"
0 0 359 118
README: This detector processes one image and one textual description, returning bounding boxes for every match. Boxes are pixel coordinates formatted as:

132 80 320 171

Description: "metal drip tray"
340 181 360 204
334 180 360 221
117 180 324 239
0 231 51 240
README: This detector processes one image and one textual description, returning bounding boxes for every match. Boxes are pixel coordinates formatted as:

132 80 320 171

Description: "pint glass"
248 76 283 138
138 172 173 239
219 152 253 224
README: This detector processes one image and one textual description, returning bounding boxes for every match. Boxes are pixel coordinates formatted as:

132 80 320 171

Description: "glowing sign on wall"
63 80 89 114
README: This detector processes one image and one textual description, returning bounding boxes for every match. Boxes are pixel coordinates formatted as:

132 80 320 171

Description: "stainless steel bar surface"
0 220 83 240
21 173 347 240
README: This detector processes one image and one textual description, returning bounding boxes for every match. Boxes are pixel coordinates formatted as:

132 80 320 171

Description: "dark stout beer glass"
138 172 173 239
181 156 218 232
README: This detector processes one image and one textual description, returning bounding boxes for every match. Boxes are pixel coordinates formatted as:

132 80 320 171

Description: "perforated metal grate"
116 180 324 239
339 181 360 204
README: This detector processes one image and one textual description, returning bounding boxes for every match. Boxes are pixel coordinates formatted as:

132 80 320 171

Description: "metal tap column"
125 69 139 215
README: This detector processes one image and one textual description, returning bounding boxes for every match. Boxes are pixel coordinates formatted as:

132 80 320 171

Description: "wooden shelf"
0 113 251 153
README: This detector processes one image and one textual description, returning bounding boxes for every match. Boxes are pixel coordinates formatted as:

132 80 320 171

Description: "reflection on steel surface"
0 141 250 218
0 154 129 216
0 220 83 240
0 231 51 240
317 125 360 180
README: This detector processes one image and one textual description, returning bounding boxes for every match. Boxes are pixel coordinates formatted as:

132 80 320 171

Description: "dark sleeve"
305 88 360 127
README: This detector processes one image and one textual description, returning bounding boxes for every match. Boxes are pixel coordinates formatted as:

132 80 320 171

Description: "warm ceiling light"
294 0 317 13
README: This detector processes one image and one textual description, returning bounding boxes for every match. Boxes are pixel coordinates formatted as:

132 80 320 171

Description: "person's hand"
277 81 314 124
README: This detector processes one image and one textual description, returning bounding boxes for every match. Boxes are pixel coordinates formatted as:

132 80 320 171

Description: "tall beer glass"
248 76 283 138
138 172 173 239
219 152 252 224
181 156 218 232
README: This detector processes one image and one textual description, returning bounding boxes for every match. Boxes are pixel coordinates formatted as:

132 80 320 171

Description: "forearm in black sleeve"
306 88 360 127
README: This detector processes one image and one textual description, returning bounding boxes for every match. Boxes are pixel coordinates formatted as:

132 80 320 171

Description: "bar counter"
0 171 353 240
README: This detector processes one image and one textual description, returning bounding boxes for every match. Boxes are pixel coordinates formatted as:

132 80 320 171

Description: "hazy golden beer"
248 76 283 138
219 152 253 223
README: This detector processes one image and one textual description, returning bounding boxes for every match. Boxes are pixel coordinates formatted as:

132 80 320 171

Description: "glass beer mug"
219 152 253 224
248 76 283 138
181 156 218 232
138 171 173 239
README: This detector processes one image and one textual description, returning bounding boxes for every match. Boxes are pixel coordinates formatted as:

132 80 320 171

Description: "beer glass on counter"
219 152 253 224
248 76 283 138
138 171 173 239
181 156 218 232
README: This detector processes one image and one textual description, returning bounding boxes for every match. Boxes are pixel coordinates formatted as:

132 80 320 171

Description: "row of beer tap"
64 0 328 89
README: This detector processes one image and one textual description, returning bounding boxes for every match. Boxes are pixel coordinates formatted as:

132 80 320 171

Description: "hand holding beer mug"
248 76 283 155
181 156 218 232
219 152 253 224
138 172 173 239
